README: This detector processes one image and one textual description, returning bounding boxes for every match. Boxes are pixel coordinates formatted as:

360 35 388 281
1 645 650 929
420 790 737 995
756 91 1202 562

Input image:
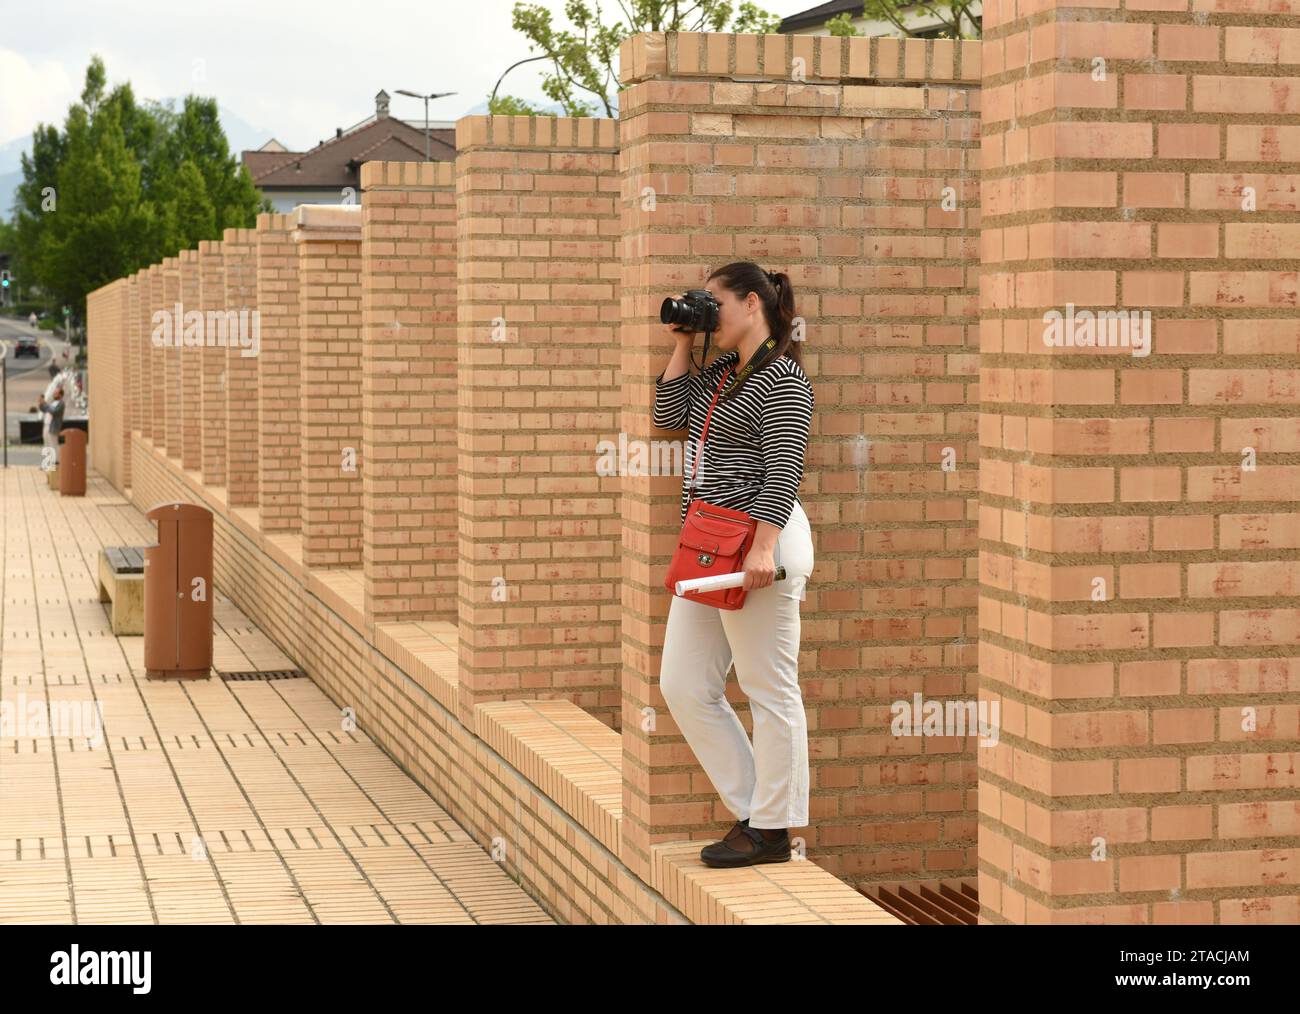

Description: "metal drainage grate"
863 878 978 925
218 669 308 682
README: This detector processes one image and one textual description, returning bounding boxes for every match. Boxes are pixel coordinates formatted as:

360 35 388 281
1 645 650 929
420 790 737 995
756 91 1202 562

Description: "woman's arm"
748 370 814 531
653 331 699 431
741 369 814 590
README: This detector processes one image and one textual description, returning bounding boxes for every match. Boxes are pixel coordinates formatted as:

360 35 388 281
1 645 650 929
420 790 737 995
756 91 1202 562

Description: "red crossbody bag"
664 366 759 610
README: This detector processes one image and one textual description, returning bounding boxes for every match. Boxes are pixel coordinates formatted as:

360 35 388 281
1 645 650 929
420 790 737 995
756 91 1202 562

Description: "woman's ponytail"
767 270 796 361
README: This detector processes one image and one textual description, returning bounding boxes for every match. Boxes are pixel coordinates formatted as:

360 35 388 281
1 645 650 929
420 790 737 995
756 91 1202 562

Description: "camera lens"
660 296 694 329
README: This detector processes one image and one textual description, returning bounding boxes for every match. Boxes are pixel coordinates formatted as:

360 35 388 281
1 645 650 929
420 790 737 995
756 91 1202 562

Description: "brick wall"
158 257 179 454
453 116 622 729
980 0 1300 923
84 22 1300 923
86 279 128 489
295 204 364 569
138 266 155 449
224 227 259 506
124 272 138 487
256 213 301 531
178 248 202 472
618 31 982 885
127 433 704 924
198 239 227 488
358 161 459 625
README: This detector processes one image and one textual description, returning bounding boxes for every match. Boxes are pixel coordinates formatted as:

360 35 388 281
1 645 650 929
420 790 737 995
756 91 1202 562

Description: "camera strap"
719 335 779 401
685 335 781 493
687 366 733 492
691 329 711 375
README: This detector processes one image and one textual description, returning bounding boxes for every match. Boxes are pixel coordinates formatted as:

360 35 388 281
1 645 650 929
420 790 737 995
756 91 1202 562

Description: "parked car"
14 335 40 358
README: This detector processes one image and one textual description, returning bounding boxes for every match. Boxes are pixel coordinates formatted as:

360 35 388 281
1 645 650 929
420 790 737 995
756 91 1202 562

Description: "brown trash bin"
144 502 214 680
59 428 87 496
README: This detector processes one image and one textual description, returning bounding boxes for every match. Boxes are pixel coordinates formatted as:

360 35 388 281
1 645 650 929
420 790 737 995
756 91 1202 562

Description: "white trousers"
659 498 814 830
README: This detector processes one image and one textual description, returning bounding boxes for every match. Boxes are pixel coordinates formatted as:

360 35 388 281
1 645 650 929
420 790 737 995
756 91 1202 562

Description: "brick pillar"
178 248 202 472
617 32 982 882
257 213 301 531
198 240 226 488
224 227 259 507
980 0 1300 924
158 257 179 454
86 280 131 491
359 161 458 625
124 273 138 487
295 204 363 569
139 265 154 447
454 115 622 729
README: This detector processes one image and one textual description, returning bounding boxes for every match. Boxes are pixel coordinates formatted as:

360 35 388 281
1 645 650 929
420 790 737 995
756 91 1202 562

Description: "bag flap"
679 526 749 557
689 513 751 538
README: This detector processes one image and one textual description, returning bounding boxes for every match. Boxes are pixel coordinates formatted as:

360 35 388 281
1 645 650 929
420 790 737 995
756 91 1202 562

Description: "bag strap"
688 366 733 490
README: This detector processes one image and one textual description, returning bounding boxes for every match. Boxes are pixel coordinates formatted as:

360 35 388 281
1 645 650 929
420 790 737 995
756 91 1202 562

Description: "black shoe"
700 822 790 868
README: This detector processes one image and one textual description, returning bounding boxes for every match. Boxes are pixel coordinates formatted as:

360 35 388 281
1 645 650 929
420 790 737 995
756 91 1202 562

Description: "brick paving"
0 466 553 924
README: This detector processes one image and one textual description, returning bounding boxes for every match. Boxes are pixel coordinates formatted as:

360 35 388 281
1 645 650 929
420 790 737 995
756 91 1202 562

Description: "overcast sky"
1 0 817 150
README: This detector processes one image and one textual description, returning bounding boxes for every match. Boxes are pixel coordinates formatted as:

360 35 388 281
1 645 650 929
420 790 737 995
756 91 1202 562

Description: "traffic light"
0 270 10 288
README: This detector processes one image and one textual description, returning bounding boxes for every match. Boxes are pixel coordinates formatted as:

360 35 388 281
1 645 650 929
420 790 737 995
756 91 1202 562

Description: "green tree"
172 160 216 249
500 0 782 118
827 1 981 39
13 122 66 301
487 93 550 116
27 88 154 318
11 55 265 318
166 96 263 232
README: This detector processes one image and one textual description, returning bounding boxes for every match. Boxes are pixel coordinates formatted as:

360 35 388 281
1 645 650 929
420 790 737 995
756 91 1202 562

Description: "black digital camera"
661 289 720 335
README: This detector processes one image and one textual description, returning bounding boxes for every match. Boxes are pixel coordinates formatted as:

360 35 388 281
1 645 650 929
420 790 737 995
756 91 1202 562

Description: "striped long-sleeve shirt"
654 348 814 530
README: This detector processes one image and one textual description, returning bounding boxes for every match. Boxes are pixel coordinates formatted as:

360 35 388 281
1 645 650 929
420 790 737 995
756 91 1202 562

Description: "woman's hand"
742 544 776 591
665 294 697 340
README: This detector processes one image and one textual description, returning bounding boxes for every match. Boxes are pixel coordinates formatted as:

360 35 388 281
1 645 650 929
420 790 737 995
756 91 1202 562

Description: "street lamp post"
394 89 458 160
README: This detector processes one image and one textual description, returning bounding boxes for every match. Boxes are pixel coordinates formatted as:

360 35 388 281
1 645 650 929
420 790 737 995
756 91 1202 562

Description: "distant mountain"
0 134 32 217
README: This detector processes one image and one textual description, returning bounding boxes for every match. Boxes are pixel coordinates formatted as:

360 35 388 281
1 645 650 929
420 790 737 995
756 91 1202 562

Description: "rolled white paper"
676 565 786 596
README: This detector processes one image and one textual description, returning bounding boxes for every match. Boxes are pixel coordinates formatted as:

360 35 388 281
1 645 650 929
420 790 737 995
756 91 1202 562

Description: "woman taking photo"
653 261 815 868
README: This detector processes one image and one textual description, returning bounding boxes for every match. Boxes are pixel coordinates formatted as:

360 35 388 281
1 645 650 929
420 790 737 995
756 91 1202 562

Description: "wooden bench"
98 546 146 635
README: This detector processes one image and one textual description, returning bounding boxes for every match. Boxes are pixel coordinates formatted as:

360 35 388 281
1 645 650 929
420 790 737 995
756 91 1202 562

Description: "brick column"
224 227 259 507
454 115 621 729
178 248 202 472
295 204 363 569
198 240 227 488
158 257 179 454
980 0 1300 923
139 265 154 447
257 213 301 531
617 32 982 883
124 273 138 487
86 279 131 491
359 162 458 625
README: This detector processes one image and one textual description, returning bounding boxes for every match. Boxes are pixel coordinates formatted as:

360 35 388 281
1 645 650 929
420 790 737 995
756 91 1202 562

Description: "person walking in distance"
654 262 815 868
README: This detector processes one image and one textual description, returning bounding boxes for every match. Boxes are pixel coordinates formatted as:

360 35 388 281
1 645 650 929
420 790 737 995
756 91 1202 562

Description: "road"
0 316 76 466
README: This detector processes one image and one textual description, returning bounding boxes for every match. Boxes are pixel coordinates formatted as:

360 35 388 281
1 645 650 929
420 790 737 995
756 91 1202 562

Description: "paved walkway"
0 465 553 924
